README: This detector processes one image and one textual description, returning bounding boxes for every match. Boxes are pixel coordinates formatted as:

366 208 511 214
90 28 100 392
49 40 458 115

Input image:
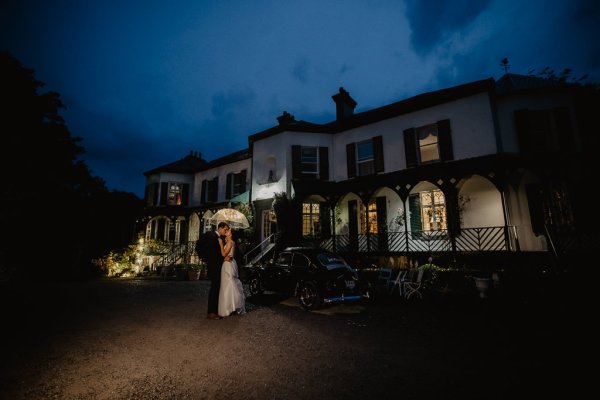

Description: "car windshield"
316 253 350 270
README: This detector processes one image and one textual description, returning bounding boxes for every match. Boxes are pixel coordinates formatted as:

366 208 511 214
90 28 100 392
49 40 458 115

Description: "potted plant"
186 264 201 280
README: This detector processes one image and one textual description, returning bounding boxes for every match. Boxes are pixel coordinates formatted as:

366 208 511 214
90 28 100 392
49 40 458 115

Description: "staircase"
243 234 276 268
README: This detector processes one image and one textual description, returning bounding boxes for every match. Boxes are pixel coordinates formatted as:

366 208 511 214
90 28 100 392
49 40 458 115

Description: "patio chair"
389 269 408 296
403 268 424 300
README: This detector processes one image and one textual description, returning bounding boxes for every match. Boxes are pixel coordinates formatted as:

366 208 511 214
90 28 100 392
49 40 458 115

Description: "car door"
264 251 293 293
290 252 311 286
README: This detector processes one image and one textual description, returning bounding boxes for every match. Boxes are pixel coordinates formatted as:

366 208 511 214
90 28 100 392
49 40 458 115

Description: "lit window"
302 203 321 237
420 190 446 231
417 124 440 163
167 183 183 206
357 140 374 176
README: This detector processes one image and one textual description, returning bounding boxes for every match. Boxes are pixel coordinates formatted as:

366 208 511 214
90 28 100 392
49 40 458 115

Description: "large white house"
140 74 598 270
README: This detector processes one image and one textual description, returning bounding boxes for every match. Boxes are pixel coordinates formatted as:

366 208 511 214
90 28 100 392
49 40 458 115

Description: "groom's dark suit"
196 230 225 316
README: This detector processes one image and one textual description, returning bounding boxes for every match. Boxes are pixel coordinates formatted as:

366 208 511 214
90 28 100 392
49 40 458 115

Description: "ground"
0 277 584 399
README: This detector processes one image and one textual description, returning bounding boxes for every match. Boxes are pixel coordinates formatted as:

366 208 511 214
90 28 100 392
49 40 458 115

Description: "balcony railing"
320 226 518 253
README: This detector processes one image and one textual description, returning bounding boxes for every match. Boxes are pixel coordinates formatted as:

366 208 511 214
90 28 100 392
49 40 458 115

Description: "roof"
249 78 495 143
144 148 250 177
495 73 576 95
143 152 207 176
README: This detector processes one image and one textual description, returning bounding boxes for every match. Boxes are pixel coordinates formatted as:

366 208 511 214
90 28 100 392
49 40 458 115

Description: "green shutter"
408 194 422 231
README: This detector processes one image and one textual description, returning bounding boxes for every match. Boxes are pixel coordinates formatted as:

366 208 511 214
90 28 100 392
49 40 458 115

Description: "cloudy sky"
2 0 599 198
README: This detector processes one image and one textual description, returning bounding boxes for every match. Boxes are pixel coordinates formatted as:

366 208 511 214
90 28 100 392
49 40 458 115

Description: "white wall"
251 131 333 201
192 158 251 206
458 175 504 228
332 92 497 180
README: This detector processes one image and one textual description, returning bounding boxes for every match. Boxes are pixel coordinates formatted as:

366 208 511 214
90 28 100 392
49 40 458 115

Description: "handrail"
244 234 275 265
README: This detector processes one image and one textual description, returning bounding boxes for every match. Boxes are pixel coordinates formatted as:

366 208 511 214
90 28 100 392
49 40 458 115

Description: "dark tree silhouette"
0 52 143 280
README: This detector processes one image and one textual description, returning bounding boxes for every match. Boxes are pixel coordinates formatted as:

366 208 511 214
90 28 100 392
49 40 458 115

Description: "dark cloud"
211 86 256 117
405 0 492 56
291 58 310 83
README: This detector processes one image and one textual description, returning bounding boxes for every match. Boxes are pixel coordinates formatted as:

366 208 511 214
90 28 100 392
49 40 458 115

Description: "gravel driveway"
0 278 579 399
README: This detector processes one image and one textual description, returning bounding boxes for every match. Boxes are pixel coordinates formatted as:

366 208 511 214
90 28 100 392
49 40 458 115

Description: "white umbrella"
208 208 250 229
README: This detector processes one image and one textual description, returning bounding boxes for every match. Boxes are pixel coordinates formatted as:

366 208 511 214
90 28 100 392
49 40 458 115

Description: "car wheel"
298 281 322 310
248 277 264 296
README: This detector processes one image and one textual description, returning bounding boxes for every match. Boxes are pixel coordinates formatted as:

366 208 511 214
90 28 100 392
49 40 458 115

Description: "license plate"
345 280 355 289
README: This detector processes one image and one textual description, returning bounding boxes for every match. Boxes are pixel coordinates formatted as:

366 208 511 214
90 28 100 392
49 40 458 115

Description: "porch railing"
320 226 518 253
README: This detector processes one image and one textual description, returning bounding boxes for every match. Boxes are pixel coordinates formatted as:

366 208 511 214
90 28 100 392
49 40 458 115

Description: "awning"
229 190 249 204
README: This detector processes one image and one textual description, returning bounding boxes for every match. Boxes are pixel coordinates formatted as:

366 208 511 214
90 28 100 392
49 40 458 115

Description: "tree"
0 52 143 280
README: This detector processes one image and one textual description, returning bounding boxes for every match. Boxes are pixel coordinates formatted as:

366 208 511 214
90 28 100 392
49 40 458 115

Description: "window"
167 183 183 206
356 140 374 176
300 147 318 176
292 253 311 268
420 190 447 231
404 120 452 168
346 136 383 178
367 200 378 234
292 146 329 180
202 178 218 203
276 252 292 266
226 170 247 199
417 124 440 163
302 203 321 237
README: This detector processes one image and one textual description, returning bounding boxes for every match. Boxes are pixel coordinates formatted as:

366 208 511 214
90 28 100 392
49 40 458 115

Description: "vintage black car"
246 247 370 310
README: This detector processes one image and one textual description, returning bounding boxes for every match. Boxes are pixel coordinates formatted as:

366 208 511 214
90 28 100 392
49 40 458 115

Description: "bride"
218 227 246 317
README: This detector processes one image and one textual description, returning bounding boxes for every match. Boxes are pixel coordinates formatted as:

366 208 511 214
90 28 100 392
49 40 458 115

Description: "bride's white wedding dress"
218 242 246 317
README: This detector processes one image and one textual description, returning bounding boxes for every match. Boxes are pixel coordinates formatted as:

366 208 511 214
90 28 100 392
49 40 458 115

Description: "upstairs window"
357 140 374 176
346 136 384 178
292 145 329 180
404 120 453 168
300 147 319 176
201 177 218 203
417 124 440 163
167 183 183 206
226 170 247 199
159 182 189 206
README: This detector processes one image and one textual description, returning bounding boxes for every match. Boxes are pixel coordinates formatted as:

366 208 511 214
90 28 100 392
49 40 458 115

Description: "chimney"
277 111 296 126
331 87 357 121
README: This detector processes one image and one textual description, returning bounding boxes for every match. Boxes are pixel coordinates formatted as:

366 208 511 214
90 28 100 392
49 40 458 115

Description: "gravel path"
0 278 579 399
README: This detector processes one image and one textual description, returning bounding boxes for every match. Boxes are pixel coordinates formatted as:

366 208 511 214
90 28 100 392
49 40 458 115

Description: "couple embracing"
196 222 246 320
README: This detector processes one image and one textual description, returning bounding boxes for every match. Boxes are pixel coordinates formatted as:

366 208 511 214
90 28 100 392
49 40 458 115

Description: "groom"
196 222 232 320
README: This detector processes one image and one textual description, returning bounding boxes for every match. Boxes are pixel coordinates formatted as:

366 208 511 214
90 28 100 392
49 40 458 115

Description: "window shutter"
160 182 168 206
152 182 159 206
515 109 534 154
346 142 356 178
408 194 422 231
319 147 329 181
201 179 207 203
181 183 189 206
554 107 574 152
320 205 331 238
403 128 417 168
373 135 384 173
292 145 301 179
525 183 544 235
210 177 218 202
437 119 454 161
240 169 247 192
226 173 233 199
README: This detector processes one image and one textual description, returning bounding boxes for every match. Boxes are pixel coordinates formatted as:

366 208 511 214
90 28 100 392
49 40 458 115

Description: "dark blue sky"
2 0 599 198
